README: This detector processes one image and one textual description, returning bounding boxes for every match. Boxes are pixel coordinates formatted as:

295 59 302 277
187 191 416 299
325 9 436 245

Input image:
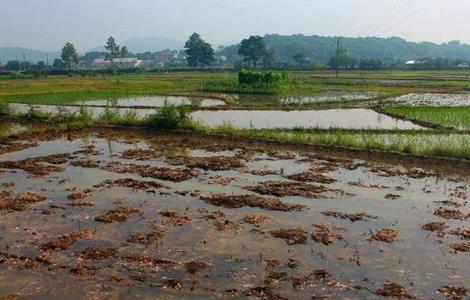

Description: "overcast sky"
1 0 469 51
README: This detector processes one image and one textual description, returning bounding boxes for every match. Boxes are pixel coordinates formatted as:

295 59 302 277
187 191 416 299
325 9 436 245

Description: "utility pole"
335 37 340 79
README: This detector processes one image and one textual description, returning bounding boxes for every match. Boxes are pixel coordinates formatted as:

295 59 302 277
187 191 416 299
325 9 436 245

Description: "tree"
293 53 304 67
52 58 65 70
5 60 20 71
104 36 121 68
262 50 275 70
184 33 215 67
61 42 79 74
238 36 267 68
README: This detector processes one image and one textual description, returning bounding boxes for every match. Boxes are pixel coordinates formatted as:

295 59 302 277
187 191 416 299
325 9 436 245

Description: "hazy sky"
1 0 469 52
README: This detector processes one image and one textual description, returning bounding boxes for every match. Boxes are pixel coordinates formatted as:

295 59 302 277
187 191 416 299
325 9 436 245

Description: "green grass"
385 106 470 129
183 121 470 159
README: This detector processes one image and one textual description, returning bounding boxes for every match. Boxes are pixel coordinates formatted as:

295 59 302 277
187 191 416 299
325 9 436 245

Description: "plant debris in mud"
42 230 93 251
181 156 244 171
67 191 91 201
95 206 141 223
421 222 448 232
434 207 467 220
369 229 399 243
0 191 47 212
71 160 100 168
242 214 271 224
200 194 304 212
246 181 345 198
322 211 378 222
0 159 64 176
213 220 241 232
448 228 470 239
185 260 211 274
128 231 164 245
120 255 176 268
375 283 414 299
286 169 336 184
270 228 308 245
437 286 468 299
120 149 160 160
160 212 191 227
449 241 470 252
311 224 343 245
80 247 117 260
96 178 164 191
102 162 197 182
0 252 51 271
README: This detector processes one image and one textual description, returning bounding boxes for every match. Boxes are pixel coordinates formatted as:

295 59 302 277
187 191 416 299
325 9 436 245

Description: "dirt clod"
437 286 468 299
185 260 211 274
246 181 344 198
421 222 448 232
312 224 343 245
200 194 304 212
95 206 141 223
322 211 377 222
42 230 93 251
80 247 117 260
369 229 399 243
271 228 308 245
242 214 271 224
375 283 414 298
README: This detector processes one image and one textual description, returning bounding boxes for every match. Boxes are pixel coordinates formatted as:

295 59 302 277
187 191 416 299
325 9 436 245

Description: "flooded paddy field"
387 93 470 107
191 109 424 130
71 96 226 109
0 122 468 299
228 92 378 106
8 104 424 130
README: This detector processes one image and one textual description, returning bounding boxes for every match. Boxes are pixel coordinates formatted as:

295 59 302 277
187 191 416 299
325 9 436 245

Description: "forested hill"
221 34 470 63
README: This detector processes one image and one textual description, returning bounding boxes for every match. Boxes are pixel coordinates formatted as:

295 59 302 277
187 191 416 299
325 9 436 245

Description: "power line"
362 0 409 33
379 0 434 35
366 0 415 36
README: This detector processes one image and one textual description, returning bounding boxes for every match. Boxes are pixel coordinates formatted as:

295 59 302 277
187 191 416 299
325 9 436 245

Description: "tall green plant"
146 101 191 129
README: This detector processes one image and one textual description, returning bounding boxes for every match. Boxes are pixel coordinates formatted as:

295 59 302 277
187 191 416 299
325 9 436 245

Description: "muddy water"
231 92 378 105
388 93 470 106
0 122 467 299
73 96 226 108
191 109 424 130
8 104 424 130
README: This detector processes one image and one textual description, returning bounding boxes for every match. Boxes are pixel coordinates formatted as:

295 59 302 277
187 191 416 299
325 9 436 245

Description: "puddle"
388 93 470 106
230 92 377 105
72 96 225 108
191 109 424 129
0 122 468 299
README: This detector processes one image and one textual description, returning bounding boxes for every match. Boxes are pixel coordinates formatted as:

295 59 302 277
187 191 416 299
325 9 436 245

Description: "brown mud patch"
185 260 211 274
0 252 51 271
128 230 164 245
67 191 92 201
448 228 470 239
270 228 308 245
0 191 47 211
96 178 164 191
434 208 467 220
80 247 117 260
246 181 346 198
121 255 176 269
120 149 160 160
369 229 399 243
200 194 304 212
102 162 197 182
286 169 336 184
95 206 141 223
311 224 343 245
213 220 241 232
42 230 93 251
160 212 191 227
449 241 470 252
322 211 378 222
242 214 271 224
375 283 414 299
71 160 100 168
421 222 448 232
438 286 468 299
179 156 244 171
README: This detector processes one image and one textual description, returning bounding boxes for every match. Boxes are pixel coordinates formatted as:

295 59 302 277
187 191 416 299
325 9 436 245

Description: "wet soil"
0 122 469 299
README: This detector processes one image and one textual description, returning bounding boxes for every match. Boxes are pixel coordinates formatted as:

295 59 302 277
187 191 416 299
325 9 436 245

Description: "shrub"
0 101 10 116
145 101 191 129
238 69 287 86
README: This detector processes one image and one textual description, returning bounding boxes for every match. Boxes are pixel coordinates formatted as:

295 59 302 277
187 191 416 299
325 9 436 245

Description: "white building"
92 57 143 69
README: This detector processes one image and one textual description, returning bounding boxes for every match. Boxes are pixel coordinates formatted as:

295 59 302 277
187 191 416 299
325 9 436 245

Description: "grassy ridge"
385 106 470 129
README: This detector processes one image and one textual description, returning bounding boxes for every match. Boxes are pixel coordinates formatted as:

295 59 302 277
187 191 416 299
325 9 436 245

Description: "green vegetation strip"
385 106 470 130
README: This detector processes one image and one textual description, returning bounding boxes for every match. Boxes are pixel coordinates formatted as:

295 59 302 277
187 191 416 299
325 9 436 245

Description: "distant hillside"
220 34 470 63
0 47 60 64
123 37 184 53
